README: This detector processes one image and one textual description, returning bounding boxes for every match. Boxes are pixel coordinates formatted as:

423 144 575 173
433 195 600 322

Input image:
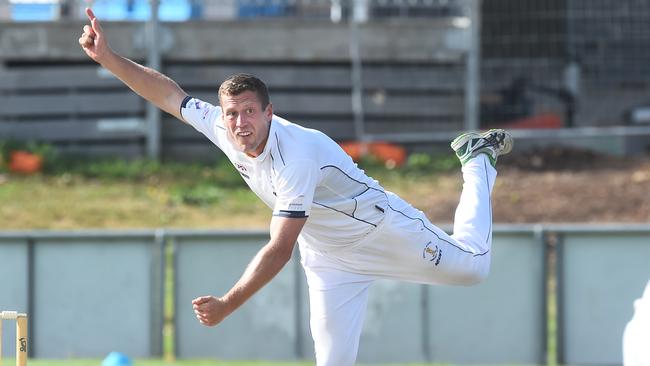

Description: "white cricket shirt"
181 97 388 251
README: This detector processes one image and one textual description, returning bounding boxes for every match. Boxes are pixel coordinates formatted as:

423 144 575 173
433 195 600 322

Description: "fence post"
464 0 481 131
349 11 366 143
150 229 166 357
146 0 162 160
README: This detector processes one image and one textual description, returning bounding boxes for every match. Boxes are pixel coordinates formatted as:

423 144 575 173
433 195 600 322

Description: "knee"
313 321 359 366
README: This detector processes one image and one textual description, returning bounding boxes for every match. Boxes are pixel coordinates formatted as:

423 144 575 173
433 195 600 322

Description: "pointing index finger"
85 8 103 33
85 7 95 21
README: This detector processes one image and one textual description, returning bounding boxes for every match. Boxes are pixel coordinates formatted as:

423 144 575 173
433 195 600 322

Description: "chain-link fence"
482 0 650 130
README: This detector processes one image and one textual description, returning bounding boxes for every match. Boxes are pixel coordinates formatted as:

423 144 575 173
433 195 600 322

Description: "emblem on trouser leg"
423 242 442 266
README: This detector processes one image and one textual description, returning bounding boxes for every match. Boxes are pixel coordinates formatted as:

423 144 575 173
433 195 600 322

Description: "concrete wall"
172 229 546 364
0 19 468 62
558 230 650 365
1 226 649 363
0 232 165 359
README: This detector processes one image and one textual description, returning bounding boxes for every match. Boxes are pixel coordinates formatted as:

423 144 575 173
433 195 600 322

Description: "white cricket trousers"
299 154 497 366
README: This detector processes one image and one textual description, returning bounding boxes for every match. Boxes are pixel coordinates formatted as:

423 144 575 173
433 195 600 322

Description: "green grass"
16 357 456 366
0 154 455 230
0 174 270 230
22 360 315 366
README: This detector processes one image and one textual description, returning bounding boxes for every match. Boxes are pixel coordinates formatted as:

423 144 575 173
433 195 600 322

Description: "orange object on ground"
8 151 43 174
339 141 407 167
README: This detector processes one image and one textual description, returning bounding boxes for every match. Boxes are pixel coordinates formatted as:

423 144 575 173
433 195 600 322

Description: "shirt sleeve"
179 96 225 145
272 160 320 219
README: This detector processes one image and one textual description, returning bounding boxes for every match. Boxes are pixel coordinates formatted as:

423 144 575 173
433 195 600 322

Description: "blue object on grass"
102 351 132 366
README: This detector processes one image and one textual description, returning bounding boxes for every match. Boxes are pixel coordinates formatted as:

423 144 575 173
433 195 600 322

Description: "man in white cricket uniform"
79 9 513 365
623 280 650 366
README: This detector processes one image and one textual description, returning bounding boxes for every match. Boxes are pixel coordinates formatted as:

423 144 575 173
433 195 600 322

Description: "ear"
265 102 273 121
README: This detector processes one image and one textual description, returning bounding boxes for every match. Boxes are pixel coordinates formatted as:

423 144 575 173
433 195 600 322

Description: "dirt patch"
419 147 650 224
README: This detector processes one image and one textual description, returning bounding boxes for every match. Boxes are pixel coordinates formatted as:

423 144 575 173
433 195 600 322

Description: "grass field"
20 360 315 366
19 358 469 366
0 156 450 230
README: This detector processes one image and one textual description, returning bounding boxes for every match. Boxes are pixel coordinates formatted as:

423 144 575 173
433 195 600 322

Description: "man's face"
220 90 273 157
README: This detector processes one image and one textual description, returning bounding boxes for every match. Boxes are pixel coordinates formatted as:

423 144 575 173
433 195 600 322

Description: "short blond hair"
218 73 270 109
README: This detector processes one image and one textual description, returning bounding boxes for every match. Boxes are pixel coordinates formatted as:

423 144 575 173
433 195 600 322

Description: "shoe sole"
450 132 482 152
450 129 513 156
493 129 514 156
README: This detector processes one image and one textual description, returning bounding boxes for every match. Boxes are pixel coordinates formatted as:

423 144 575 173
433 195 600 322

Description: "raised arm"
78 8 188 122
192 216 307 326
